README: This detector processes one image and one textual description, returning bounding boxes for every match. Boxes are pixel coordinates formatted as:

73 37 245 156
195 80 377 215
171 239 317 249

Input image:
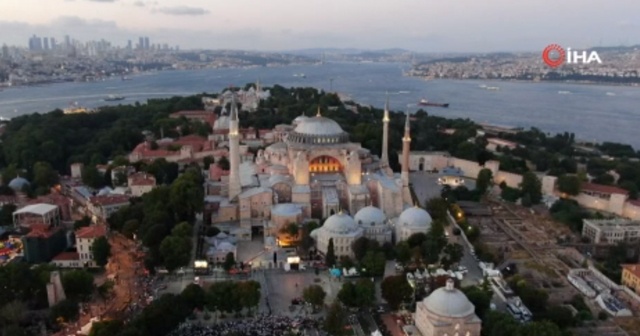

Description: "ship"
121 76 132 81
418 99 449 108
104 95 125 102
557 91 571 95
485 86 500 91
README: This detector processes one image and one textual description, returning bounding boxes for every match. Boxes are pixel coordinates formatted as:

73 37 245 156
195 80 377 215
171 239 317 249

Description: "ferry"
418 99 449 108
104 95 125 102
558 91 571 94
606 92 616 96
485 86 500 91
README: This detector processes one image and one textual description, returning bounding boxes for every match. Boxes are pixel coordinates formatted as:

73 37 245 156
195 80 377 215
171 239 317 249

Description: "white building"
127 172 157 197
582 218 640 244
75 225 108 268
354 206 392 244
393 206 433 242
87 195 130 220
310 212 363 260
414 279 482 336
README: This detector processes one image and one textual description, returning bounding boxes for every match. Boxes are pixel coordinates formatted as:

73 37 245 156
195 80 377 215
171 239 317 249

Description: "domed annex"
395 205 433 241
414 279 482 336
8 176 30 191
310 212 363 259
354 206 392 243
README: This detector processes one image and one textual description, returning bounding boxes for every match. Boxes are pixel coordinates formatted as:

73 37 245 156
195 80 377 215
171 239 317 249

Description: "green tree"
325 238 336 267
237 280 261 313
171 222 193 238
50 299 79 324
337 282 358 307
476 168 493 194
361 251 386 276
354 278 375 308
381 275 412 310
181 284 207 310
223 252 235 271
122 219 140 239
159 235 191 272
0 203 17 226
91 236 111 268
82 166 104 189
0 300 26 326
324 301 348 336
520 172 542 205
89 320 124 336
395 241 411 265
32 161 59 191
426 197 449 221
462 286 492 319
302 284 326 312
351 236 372 262
441 243 464 269
557 174 582 195
73 216 92 230
169 171 204 222
62 270 94 301
205 226 220 237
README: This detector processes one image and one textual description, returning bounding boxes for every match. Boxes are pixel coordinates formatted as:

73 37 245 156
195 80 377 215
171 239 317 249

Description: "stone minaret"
228 94 241 200
381 93 390 168
401 111 411 187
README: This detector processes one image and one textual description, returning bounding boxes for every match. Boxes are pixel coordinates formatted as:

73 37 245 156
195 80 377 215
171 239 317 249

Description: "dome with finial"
320 211 359 235
355 206 387 227
398 205 432 229
287 108 349 145
422 278 475 318
8 176 30 191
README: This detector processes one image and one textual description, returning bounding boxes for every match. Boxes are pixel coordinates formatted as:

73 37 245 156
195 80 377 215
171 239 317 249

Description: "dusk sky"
1 0 639 52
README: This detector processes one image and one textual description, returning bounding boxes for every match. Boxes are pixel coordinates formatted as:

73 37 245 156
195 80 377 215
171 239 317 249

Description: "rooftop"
89 194 130 207
623 264 640 280
52 251 80 261
25 224 61 239
582 182 629 195
14 203 58 216
76 225 107 239
584 218 640 230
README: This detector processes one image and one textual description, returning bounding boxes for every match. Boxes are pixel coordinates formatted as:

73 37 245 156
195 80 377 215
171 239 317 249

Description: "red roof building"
582 182 629 196
88 195 130 220
76 225 108 239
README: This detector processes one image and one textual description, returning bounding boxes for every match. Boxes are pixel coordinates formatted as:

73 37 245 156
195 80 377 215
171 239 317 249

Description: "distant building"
76 225 108 267
414 279 482 336
70 163 84 179
46 271 66 307
21 224 67 263
621 264 640 295
13 203 60 229
310 212 363 260
87 195 130 220
51 252 81 268
582 218 640 244
170 110 216 128
128 172 156 197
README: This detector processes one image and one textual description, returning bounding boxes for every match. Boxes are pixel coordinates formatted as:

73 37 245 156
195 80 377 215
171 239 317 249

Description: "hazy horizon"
1 0 639 53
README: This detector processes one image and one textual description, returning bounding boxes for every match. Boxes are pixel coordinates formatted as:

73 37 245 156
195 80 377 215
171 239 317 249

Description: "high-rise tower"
228 93 242 200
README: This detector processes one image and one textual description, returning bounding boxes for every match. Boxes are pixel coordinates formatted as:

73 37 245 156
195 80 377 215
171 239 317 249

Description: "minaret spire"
228 92 241 200
316 106 322 117
401 110 411 188
381 92 390 168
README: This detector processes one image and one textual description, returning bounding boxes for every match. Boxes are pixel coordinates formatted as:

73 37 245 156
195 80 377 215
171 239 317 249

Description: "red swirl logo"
542 44 566 68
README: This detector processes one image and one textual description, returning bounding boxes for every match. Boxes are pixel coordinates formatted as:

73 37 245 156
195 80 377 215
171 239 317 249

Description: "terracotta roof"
76 225 107 239
581 182 628 195
25 224 61 239
487 137 518 148
0 195 17 204
628 199 640 207
89 195 130 207
128 172 156 186
53 252 79 261
171 110 212 116
623 264 640 280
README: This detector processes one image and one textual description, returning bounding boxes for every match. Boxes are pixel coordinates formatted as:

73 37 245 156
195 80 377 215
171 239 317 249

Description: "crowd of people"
169 315 319 336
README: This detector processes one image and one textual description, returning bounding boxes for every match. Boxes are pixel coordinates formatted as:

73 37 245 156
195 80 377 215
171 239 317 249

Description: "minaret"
401 111 411 187
228 93 242 200
381 93 390 168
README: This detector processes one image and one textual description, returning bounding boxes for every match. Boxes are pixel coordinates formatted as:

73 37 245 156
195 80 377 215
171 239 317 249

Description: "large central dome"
288 115 349 145
423 280 476 318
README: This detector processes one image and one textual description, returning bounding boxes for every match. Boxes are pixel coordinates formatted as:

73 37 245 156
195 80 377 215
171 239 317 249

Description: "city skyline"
0 0 639 52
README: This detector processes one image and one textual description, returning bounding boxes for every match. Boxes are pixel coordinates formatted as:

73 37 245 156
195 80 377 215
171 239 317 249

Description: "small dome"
8 177 30 191
355 206 386 227
322 212 358 235
423 280 475 318
399 206 432 229
293 116 345 136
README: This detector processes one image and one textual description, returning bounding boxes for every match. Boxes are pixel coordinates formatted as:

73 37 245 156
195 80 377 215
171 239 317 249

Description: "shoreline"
406 75 640 88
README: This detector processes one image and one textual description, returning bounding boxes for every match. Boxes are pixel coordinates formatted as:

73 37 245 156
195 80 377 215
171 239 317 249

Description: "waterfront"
1 62 639 148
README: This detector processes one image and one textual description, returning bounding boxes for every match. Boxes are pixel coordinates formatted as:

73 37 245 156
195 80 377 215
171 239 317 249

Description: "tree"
62 270 94 301
171 222 193 238
354 278 375 308
159 235 191 272
381 275 412 310
50 299 79 324
169 172 203 222
122 219 140 239
520 172 542 205
352 236 372 262
181 284 207 310
0 203 17 226
92 236 111 267
557 174 581 195
426 197 449 221
302 284 326 312
223 252 235 271
89 320 124 336
82 166 104 189
441 243 464 269
395 241 411 265
0 300 26 326
32 161 59 191
205 226 220 237
407 232 428 248
237 280 261 313
476 168 493 194
73 216 92 230
338 282 358 307
325 238 336 267
462 286 492 319
324 301 348 336
361 251 386 276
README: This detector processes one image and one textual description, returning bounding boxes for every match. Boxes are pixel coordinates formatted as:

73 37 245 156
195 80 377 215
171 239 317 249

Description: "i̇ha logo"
542 44 602 68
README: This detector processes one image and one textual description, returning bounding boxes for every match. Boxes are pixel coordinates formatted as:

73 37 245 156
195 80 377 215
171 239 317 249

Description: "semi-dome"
8 176 30 191
287 115 349 145
423 280 475 318
355 206 387 227
322 212 358 235
399 206 432 229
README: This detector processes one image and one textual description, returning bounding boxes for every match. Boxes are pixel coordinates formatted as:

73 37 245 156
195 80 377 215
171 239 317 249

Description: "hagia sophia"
198 92 434 257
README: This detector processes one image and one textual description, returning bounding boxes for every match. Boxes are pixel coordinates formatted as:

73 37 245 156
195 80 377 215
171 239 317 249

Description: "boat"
485 86 500 91
606 92 616 96
417 99 449 108
121 76 132 81
557 91 571 94
293 73 306 78
479 84 487 89
104 95 125 102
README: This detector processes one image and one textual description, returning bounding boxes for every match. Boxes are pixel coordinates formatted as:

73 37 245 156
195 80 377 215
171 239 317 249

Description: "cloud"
152 6 210 16
86 0 117 2
132 0 144 7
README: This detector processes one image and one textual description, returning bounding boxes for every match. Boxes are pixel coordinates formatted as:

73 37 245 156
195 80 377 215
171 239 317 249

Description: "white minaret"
228 93 241 200
381 93 390 168
401 110 411 187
